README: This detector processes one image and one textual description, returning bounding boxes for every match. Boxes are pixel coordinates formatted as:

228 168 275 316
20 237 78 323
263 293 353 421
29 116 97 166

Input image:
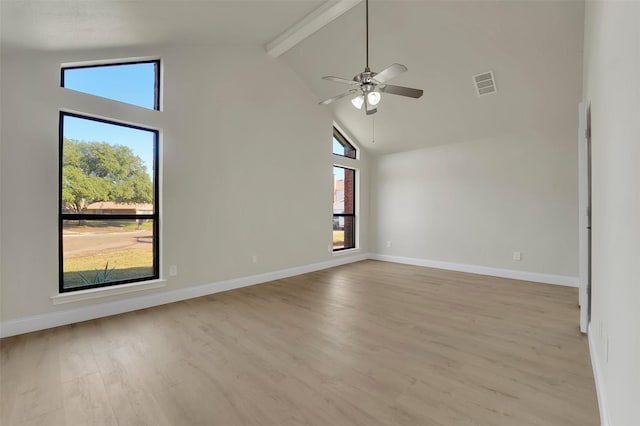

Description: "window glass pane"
333 165 355 251
62 219 156 290
333 166 354 214
62 114 156 214
62 61 158 110
333 216 355 250
333 129 356 158
333 137 346 156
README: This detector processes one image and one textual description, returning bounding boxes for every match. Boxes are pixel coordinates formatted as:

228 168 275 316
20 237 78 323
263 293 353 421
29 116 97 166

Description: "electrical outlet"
512 251 522 261
252 255 257 264
169 265 177 276
386 241 392 248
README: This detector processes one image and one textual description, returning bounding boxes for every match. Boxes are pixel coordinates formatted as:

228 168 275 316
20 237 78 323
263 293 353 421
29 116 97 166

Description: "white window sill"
332 248 360 257
51 279 167 305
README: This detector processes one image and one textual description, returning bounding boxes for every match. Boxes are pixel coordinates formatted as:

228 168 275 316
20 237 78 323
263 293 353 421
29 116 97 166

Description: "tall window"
59 60 160 292
332 126 357 251
333 166 356 251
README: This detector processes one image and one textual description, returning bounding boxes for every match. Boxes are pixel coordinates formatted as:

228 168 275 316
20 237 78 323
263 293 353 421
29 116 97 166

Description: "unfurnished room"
0 1 638 425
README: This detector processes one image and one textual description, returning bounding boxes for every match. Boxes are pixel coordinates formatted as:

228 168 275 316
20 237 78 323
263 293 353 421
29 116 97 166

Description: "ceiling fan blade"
318 89 359 105
372 63 408 83
322 76 357 85
380 84 424 98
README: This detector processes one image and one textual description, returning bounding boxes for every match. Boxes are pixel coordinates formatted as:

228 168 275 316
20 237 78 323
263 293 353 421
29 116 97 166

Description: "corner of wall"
588 322 609 426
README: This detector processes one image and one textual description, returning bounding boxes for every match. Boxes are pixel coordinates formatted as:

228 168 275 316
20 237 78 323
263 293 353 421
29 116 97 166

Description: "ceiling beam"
265 0 362 58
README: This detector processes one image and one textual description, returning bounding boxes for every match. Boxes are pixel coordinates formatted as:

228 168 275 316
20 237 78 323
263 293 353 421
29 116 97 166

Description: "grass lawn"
64 248 153 287
63 229 344 287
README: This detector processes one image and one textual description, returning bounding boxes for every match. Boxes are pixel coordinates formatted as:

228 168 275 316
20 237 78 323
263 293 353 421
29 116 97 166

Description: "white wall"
582 1 640 424
0 45 369 330
364 0 584 284
370 125 579 280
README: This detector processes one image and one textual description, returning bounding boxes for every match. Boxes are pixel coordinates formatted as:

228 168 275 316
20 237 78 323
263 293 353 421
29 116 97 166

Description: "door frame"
578 102 591 334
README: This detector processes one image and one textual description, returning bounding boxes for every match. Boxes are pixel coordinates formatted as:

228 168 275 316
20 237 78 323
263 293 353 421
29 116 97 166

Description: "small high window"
61 60 160 110
333 128 356 159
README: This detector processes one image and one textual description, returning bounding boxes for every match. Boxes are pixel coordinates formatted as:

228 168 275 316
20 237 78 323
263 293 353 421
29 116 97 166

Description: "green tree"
62 138 153 213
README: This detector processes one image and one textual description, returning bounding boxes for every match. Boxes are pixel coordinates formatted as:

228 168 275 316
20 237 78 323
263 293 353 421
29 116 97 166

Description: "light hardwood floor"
1 260 599 425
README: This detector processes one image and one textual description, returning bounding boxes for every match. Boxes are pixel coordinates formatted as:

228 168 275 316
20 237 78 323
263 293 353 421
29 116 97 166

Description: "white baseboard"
0 253 368 338
588 323 610 426
0 253 579 338
369 254 579 287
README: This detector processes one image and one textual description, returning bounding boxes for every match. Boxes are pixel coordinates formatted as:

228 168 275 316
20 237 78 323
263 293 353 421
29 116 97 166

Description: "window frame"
333 127 357 159
61 59 161 111
333 165 356 252
58 111 160 293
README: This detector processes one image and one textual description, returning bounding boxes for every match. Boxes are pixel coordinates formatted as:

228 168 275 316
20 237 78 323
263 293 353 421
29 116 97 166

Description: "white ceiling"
0 0 585 155
281 0 585 154
0 0 324 50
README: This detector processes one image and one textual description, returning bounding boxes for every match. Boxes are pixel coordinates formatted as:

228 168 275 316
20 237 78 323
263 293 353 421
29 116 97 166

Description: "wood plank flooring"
0 260 599 425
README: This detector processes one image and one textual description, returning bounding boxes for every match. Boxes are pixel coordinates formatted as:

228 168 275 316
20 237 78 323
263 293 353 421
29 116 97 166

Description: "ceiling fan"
319 0 423 115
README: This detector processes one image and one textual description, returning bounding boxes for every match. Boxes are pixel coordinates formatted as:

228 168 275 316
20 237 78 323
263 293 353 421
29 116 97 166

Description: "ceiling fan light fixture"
351 95 365 109
367 91 381 106
318 0 423 113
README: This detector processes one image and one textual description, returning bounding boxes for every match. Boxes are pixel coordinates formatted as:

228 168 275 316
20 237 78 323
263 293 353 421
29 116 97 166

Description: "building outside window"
332 126 357 251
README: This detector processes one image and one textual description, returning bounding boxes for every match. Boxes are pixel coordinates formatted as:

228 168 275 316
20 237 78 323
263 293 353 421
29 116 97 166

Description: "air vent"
473 71 497 96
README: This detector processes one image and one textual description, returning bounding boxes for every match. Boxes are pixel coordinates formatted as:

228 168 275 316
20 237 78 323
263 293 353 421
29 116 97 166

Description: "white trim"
578 101 590 333
60 108 162 132
265 0 362 57
51 279 167 305
588 323 610 426
1 253 584 338
332 248 361 257
0 253 367 338
369 254 579 287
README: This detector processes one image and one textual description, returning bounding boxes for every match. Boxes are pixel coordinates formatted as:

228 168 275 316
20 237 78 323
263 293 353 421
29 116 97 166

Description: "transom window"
61 60 160 110
333 127 356 159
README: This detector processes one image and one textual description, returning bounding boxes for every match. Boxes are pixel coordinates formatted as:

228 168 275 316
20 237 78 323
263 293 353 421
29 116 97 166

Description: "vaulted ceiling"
0 0 584 155
0 0 324 50
282 1 584 155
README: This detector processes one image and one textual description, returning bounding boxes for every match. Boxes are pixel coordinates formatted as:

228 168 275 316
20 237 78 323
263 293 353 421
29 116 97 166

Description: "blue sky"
63 62 156 109
63 62 156 177
332 137 343 157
